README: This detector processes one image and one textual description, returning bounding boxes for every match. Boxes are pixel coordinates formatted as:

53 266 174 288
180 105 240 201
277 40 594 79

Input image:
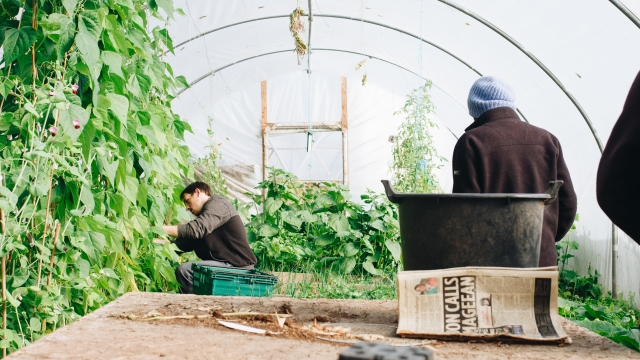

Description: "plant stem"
0 209 6 359
46 222 61 286
36 167 55 288
31 0 38 100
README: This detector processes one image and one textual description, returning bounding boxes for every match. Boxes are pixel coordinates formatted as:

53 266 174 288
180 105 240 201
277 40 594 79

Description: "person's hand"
162 225 179 238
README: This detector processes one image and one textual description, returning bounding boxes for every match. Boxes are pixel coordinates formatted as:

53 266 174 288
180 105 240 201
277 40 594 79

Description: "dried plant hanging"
289 7 307 65
356 59 368 86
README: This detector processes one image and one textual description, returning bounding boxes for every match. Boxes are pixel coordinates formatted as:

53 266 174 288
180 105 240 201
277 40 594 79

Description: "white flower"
52 163 58 170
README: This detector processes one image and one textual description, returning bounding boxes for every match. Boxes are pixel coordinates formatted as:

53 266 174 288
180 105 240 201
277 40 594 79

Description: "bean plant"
0 0 189 353
389 80 445 193
244 168 402 276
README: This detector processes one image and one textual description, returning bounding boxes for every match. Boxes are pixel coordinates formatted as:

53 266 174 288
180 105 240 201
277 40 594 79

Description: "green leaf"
328 214 350 233
29 318 41 333
57 18 76 60
156 0 174 18
0 187 19 208
76 258 90 278
298 210 317 223
2 28 37 64
315 194 335 207
5 292 20 308
23 102 41 118
76 32 100 75
0 113 12 131
101 51 124 78
62 0 78 15
257 224 279 238
282 211 302 229
370 219 386 231
118 176 139 205
264 198 283 215
107 93 129 123
136 125 158 145
79 185 95 215
79 11 102 41
315 234 335 246
584 304 608 320
97 156 119 185
384 239 402 261
11 268 29 288
59 104 90 142
344 243 359 257
363 260 382 275
340 258 357 274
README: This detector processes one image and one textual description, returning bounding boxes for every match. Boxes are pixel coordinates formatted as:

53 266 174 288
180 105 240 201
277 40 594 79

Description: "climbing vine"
389 81 444 193
0 0 191 352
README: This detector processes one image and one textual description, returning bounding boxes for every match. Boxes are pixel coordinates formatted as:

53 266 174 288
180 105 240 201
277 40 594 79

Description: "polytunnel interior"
159 1 640 305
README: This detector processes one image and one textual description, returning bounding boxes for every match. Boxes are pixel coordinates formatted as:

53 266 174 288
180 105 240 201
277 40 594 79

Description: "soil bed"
7 292 640 360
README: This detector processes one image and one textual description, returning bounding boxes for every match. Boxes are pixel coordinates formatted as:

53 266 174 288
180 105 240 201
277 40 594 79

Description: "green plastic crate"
191 264 278 297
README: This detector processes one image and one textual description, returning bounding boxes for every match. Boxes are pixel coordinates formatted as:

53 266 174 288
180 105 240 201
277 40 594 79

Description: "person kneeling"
162 182 257 293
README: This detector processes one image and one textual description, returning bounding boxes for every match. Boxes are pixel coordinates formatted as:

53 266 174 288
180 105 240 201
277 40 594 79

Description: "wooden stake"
341 77 349 186
261 80 269 198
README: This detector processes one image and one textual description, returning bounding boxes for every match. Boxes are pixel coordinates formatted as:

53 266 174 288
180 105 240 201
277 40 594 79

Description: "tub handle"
543 180 564 205
381 180 402 204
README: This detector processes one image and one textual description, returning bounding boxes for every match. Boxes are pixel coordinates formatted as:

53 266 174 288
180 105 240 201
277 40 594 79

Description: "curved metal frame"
437 0 603 152
169 15 482 76
170 10 597 150
177 46 531 123
610 0 640 29
178 47 542 140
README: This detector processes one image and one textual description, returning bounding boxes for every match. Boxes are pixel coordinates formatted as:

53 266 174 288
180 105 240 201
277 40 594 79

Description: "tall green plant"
389 81 444 193
0 0 191 352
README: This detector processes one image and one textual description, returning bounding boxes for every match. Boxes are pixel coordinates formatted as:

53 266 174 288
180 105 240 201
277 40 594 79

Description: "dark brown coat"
176 195 257 267
452 107 577 267
597 71 640 242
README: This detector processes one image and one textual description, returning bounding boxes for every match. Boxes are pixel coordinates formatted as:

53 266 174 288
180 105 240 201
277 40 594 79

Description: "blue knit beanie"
467 76 516 118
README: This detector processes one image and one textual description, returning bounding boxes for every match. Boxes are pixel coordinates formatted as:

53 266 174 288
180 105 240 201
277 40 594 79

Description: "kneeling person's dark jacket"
452 107 578 267
175 195 257 267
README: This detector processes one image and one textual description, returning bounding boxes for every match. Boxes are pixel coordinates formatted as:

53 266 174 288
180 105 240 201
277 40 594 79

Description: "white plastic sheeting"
160 1 640 303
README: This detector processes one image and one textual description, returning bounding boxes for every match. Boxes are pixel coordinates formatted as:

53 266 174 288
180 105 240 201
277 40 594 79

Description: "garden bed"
6 292 640 359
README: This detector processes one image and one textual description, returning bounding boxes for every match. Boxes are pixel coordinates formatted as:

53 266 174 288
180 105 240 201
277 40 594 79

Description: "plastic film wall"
161 1 640 304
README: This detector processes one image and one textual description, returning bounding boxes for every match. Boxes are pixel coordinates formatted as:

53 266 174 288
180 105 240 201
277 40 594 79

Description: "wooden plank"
268 122 342 132
341 77 349 185
261 81 268 185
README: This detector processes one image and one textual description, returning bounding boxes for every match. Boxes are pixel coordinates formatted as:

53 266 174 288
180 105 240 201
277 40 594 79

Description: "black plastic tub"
382 180 562 270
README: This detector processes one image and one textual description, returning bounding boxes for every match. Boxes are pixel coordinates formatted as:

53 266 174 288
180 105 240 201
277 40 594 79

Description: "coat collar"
465 107 521 132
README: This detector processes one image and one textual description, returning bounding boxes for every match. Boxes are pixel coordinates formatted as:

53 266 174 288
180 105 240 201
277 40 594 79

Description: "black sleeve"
597 71 640 242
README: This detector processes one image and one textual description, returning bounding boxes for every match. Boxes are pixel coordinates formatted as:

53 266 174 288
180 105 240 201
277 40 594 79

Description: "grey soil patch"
6 292 640 360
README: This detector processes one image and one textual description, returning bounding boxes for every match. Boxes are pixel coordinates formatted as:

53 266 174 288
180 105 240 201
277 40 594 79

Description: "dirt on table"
7 292 640 360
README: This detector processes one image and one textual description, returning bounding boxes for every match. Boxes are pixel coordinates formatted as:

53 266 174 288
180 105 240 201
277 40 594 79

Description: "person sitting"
451 76 577 267
597 70 640 242
162 182 257 293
